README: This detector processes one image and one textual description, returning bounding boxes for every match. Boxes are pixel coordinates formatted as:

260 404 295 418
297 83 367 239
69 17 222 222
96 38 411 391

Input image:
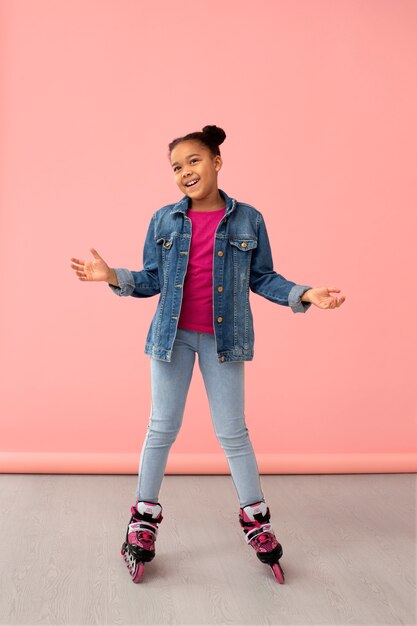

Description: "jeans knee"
215 425 250 451
147 421 181 446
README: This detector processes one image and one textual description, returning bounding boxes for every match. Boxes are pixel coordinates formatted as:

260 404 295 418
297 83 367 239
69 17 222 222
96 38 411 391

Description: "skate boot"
121 500 163 583
239 500 285 583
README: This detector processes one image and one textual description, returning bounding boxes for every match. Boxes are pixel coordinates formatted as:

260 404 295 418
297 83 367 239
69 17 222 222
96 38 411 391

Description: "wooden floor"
0 473 415 626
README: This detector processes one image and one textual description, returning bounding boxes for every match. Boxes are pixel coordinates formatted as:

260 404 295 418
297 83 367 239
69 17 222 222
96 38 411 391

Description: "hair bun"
202 125 226 145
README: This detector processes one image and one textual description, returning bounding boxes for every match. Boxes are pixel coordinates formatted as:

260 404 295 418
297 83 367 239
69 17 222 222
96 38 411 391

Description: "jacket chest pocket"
228 239 257 289
229 239 257 253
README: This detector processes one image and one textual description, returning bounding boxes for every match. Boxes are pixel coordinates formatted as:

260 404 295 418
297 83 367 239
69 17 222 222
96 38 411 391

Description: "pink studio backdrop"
1 0 416 474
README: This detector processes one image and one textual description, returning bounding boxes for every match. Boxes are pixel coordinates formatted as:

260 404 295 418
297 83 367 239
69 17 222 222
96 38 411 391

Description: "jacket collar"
170 188 236 217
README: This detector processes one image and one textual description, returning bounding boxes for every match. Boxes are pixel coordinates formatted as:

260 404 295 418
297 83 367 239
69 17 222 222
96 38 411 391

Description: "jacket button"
217 250 224 257
163 241 171 248
217 316 223 323
220 355 225 362
241 241 248 248
217 286 223 293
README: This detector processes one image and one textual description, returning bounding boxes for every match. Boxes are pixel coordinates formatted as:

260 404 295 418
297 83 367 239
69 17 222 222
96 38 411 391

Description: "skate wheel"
132 560 145 583
121 545 145 583
271 562 285 584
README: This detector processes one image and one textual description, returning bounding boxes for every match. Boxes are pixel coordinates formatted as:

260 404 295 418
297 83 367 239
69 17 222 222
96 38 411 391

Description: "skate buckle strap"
135 501 163 519
130 521 158 537
246 523 273 544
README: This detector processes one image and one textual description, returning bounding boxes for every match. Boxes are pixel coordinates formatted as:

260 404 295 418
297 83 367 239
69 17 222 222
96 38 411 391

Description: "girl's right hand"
70 248 111 282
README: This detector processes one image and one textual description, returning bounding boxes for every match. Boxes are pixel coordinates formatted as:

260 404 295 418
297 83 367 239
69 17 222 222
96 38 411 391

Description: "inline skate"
121 500 163 583
239 501 285 583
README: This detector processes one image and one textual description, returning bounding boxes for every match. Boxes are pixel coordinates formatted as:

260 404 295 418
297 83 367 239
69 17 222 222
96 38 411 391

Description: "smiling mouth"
184 178 200 189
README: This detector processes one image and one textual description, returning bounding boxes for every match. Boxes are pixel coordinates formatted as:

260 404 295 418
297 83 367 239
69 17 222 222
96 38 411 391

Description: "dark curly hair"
168 125 226 158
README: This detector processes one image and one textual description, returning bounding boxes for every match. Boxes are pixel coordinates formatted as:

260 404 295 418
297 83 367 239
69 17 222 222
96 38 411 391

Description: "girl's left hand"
303 287 346 309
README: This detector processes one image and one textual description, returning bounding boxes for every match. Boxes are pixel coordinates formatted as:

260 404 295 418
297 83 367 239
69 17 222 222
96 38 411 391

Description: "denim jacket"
109 189 313 363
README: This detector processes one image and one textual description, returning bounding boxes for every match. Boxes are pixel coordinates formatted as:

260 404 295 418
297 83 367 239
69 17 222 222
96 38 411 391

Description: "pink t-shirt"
178 206 226 334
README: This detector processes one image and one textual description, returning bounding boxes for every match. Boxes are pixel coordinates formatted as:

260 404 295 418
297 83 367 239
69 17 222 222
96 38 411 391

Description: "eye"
173 166 180 172
190 158 199 164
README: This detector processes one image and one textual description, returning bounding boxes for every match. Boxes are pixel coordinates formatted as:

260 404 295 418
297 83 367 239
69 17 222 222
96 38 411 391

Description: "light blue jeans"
135 328 265 508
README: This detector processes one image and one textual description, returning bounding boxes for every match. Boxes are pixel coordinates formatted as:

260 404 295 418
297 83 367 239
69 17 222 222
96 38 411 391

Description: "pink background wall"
1 0 416 474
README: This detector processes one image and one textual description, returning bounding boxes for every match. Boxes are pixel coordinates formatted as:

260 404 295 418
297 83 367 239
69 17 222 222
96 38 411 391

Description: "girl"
70 125 345 584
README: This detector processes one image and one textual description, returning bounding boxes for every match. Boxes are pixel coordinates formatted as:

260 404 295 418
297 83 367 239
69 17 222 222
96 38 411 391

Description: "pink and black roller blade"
239 501 285 583
121 500 163 583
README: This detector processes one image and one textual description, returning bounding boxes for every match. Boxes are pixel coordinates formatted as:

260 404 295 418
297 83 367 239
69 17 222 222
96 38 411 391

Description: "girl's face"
170 140 222 200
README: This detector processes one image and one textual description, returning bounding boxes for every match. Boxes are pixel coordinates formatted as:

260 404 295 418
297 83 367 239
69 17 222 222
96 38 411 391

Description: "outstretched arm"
249 213 313 313
108 213 160 298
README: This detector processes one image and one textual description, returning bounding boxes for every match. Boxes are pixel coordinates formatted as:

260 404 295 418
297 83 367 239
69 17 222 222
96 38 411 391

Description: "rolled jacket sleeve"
250 213 313 313
108 267 136 297
108 214 160 298
288 284 313 313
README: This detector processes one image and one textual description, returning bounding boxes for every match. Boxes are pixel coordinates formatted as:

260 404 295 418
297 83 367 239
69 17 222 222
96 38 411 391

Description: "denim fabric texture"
136 328 265 508
109 189 313 363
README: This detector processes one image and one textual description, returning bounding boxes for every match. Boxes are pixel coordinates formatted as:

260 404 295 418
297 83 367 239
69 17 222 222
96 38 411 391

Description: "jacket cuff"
108 268 135 297
288 284 313 313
